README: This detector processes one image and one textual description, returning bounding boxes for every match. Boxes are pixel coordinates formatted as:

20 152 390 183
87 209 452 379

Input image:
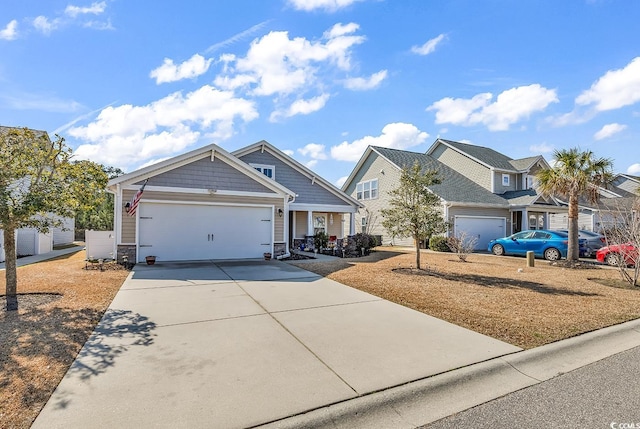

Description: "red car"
596 243 638 267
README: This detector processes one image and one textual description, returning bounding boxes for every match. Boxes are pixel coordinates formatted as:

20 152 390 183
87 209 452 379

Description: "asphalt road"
424 345 640 429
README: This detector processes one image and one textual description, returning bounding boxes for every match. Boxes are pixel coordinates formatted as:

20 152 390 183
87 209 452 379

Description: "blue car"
487 230 588 261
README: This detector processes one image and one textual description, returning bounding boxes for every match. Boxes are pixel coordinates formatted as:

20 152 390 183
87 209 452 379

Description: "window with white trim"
361 216 367 233
250 163 275 179
502 174 510 187
356 178 378 200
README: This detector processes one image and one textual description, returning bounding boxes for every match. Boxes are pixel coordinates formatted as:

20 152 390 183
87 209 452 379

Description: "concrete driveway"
33 259 520 428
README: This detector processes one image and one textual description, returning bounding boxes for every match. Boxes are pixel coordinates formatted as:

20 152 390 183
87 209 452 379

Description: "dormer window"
251 163 275 179
502 174 510 187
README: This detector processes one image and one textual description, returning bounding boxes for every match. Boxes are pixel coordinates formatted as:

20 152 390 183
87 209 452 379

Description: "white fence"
85 230 115 260
17 228 53 256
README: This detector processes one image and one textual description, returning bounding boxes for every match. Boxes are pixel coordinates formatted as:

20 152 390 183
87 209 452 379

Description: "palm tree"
536 148 613 261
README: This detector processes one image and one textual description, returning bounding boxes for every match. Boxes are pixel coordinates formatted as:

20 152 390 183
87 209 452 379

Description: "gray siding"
431 144 492 191
493 171 517 194
239 151 347 205
137 157 275 194
120 190 284 244
345 151 413 246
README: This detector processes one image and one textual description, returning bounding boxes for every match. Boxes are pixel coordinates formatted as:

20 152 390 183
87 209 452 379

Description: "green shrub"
353 232 377 249
314 231 329 250
429 235 450 252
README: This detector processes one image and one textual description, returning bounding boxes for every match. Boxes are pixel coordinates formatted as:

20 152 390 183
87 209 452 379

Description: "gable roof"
427 139 519 171
0 125 49 139
509 155 547 171
369 146 509 206
107 142 294 197
233 140 362 208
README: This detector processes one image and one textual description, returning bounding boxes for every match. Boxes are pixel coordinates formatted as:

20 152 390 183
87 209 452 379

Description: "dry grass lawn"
0 251 129 429
291 247 640 350
1 247 639 428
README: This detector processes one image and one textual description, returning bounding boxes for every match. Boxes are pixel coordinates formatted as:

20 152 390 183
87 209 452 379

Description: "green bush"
353 233 377 249
429 235 450 252
314 231 329 250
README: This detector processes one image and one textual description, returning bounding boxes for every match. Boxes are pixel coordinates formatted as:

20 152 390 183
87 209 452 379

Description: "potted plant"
145 255 156 265
263 252 272 260
314 231 329 254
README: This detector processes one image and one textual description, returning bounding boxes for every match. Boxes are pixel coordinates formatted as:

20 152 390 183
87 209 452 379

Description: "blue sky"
2 0 639 186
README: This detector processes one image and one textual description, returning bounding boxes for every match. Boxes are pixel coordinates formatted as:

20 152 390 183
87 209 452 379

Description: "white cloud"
0 92 82 112
83 19 114 31
65 1 107 18
70 85 258 168
305 159 318 169
428 84 558 131
270 94 330 121
287 0 364 12
576 57 640 111
411 34 446 56
282 149 295 156
594 123 627 140
330 122 428 162
33 16 60 35
150 54 213 84
0 20 18 40
336 176 348 187
205 21 271 54
298 143 328 160
344 70 387 90
217 23 365 97
529 143 554 154
627 163 640 175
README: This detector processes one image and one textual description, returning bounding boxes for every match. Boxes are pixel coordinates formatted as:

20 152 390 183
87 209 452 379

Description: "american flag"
126 179 148 216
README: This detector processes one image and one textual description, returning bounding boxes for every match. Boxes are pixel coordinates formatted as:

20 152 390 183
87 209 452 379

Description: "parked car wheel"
544 247 561 261
492 244 505 256
605 253 620 266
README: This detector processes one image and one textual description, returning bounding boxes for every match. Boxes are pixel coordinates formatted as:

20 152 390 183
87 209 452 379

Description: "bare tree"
600 197 639 287
447 230 478 262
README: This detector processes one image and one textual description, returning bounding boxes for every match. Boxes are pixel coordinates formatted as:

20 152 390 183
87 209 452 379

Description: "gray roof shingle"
438 139 517 171
373 146 508 206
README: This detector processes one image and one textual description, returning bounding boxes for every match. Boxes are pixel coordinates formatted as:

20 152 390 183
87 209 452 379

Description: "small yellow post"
526 251 535 267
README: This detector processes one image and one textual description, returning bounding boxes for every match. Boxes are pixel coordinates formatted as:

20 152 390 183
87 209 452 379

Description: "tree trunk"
4 227 18 311
415 236 421 270
567 193 580 262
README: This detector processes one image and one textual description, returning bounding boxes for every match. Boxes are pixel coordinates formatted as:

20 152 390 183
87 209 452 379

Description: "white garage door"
138 202 272 262
454 216 506 251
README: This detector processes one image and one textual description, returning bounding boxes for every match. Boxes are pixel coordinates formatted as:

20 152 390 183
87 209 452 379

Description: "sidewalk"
0 245 84 270
260 318 640 428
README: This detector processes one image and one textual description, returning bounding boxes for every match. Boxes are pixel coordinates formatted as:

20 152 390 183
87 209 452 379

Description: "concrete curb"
257 318 640 429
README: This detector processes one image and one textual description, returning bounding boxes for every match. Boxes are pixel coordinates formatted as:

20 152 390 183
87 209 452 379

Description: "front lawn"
0 251 129 428
290 247 640 349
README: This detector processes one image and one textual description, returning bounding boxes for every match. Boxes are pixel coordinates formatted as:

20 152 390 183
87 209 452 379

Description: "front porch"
290 209 355 251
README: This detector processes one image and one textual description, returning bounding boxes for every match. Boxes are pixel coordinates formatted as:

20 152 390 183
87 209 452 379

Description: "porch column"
307 211 314 236
349 212 355 235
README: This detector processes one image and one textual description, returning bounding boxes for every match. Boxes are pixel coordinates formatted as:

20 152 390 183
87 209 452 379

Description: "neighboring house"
0 126 76 258
342 139 570 250
107 141 360 263
547 174 640 232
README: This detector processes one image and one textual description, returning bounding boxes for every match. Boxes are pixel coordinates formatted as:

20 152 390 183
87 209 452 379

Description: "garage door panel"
454 216 506 251
138 203 272 262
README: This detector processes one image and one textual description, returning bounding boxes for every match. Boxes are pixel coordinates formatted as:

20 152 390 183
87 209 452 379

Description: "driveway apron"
33 260 520 429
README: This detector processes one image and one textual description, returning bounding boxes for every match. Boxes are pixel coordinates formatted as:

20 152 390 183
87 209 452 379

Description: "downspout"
277 193 297 260
110 184 120 261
